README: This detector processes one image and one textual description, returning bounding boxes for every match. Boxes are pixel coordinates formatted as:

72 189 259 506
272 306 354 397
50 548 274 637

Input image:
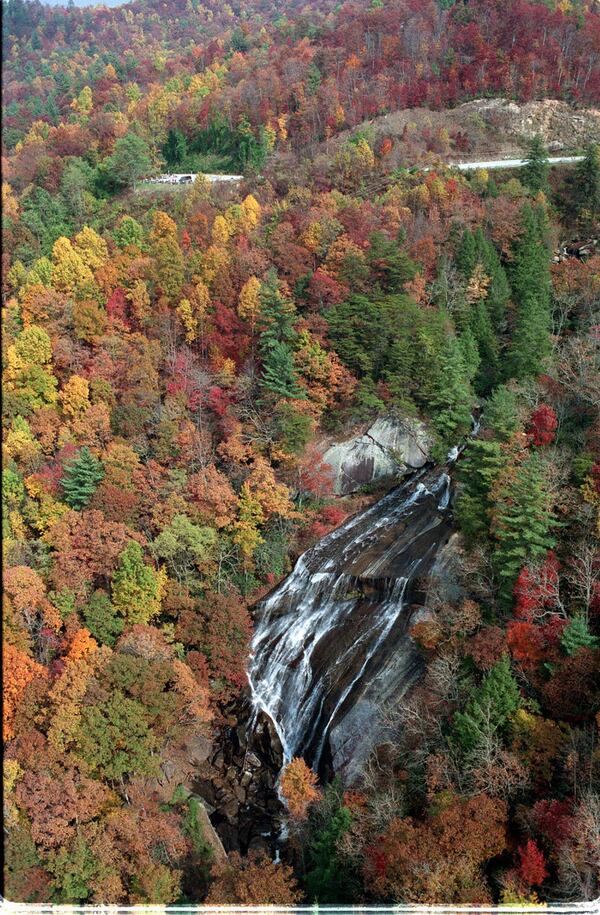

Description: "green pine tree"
258 270 304 399
484 385 522 441
304 788 356 903
261 340 305 399
258 270 296 346
327 294 389 377
455 229 478 277
522 135 549 194
459 326 481 383
475 228 510 331
573 143 600 230
162 128 188 167
561 615 599 656
455 228 507 391
467 298 499 394
366 230 418 292
425 333 474 456
60 446 104 510
493 452 556 604
452 654 521 755
456 437 505 542
505 205 552 380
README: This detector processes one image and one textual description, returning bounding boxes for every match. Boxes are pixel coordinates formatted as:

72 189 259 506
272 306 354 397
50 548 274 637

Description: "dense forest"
2 0 600 905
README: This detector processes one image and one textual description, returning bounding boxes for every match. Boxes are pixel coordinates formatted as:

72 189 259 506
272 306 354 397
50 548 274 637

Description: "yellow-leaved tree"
237 275 262 332
59 375 90 421
51 237 95 297
211 214 231 247
73 226 109 271
233 482 264 566
149 211 184 305
240 194 261 232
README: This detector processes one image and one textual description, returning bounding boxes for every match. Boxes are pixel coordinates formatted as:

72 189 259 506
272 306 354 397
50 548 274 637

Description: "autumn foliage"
518 839 549 888
280 757 321 820
366 795 508 904
2 0 600 903
206 852 302 905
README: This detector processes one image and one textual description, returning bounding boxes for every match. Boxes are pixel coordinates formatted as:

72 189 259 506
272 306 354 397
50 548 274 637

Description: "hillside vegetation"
2 0 600 905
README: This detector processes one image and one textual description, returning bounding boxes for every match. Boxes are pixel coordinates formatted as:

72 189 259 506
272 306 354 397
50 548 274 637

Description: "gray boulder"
323 415 431 495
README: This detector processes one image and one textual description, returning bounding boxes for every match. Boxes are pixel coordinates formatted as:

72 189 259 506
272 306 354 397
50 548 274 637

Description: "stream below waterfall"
248 463 455 780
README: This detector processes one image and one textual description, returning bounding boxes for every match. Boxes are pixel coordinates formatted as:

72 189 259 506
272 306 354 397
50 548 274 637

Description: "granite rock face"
327 626 423 783
323 416 432 495
328 531 465 783
249 463 453 780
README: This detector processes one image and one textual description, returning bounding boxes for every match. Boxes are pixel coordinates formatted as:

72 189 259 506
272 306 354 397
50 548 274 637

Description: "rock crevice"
322 415 432 495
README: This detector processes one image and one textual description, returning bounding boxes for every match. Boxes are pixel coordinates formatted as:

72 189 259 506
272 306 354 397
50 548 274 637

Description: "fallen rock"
223 797 240 820
323 415 431 495
193 798 228 865
185 734 213 767
191 701 284 856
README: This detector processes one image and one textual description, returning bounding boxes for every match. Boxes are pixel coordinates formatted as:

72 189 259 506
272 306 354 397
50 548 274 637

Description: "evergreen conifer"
305 797 355 902
573 144 600 230
456 437 505 541
453 654 521 754
493 452 556 603
258 271 304 399
561 615 599 656
455 229 477 277
475 228 510 331
523 135 549 194
60 447 104 510
505 206 552 380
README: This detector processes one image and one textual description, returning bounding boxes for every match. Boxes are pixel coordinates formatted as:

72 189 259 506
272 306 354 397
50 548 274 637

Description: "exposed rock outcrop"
249 463 453 781
186 473 464 855
327 616 424 783
321 98 599 174
458 98 600 151
323 415 432 495
195 799 228 864
328 530 465 783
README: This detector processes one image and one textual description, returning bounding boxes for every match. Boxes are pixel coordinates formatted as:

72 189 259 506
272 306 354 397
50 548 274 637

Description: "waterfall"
248 465 454 774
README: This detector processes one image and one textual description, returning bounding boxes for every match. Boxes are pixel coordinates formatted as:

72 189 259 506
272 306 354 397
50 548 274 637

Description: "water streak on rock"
248 465 454 774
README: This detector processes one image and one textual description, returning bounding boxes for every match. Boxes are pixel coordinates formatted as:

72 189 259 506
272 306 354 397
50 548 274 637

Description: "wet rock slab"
249 464 454 779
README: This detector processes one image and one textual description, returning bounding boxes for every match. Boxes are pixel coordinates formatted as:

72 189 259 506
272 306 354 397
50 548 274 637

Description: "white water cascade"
248 465 454 775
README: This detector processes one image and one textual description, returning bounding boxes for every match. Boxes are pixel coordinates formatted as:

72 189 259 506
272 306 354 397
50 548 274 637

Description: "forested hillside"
3 0 600 160
3 0 600 905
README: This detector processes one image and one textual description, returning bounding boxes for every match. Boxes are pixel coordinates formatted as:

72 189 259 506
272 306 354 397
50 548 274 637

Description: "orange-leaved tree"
206 851 302 905
280 757 321 820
